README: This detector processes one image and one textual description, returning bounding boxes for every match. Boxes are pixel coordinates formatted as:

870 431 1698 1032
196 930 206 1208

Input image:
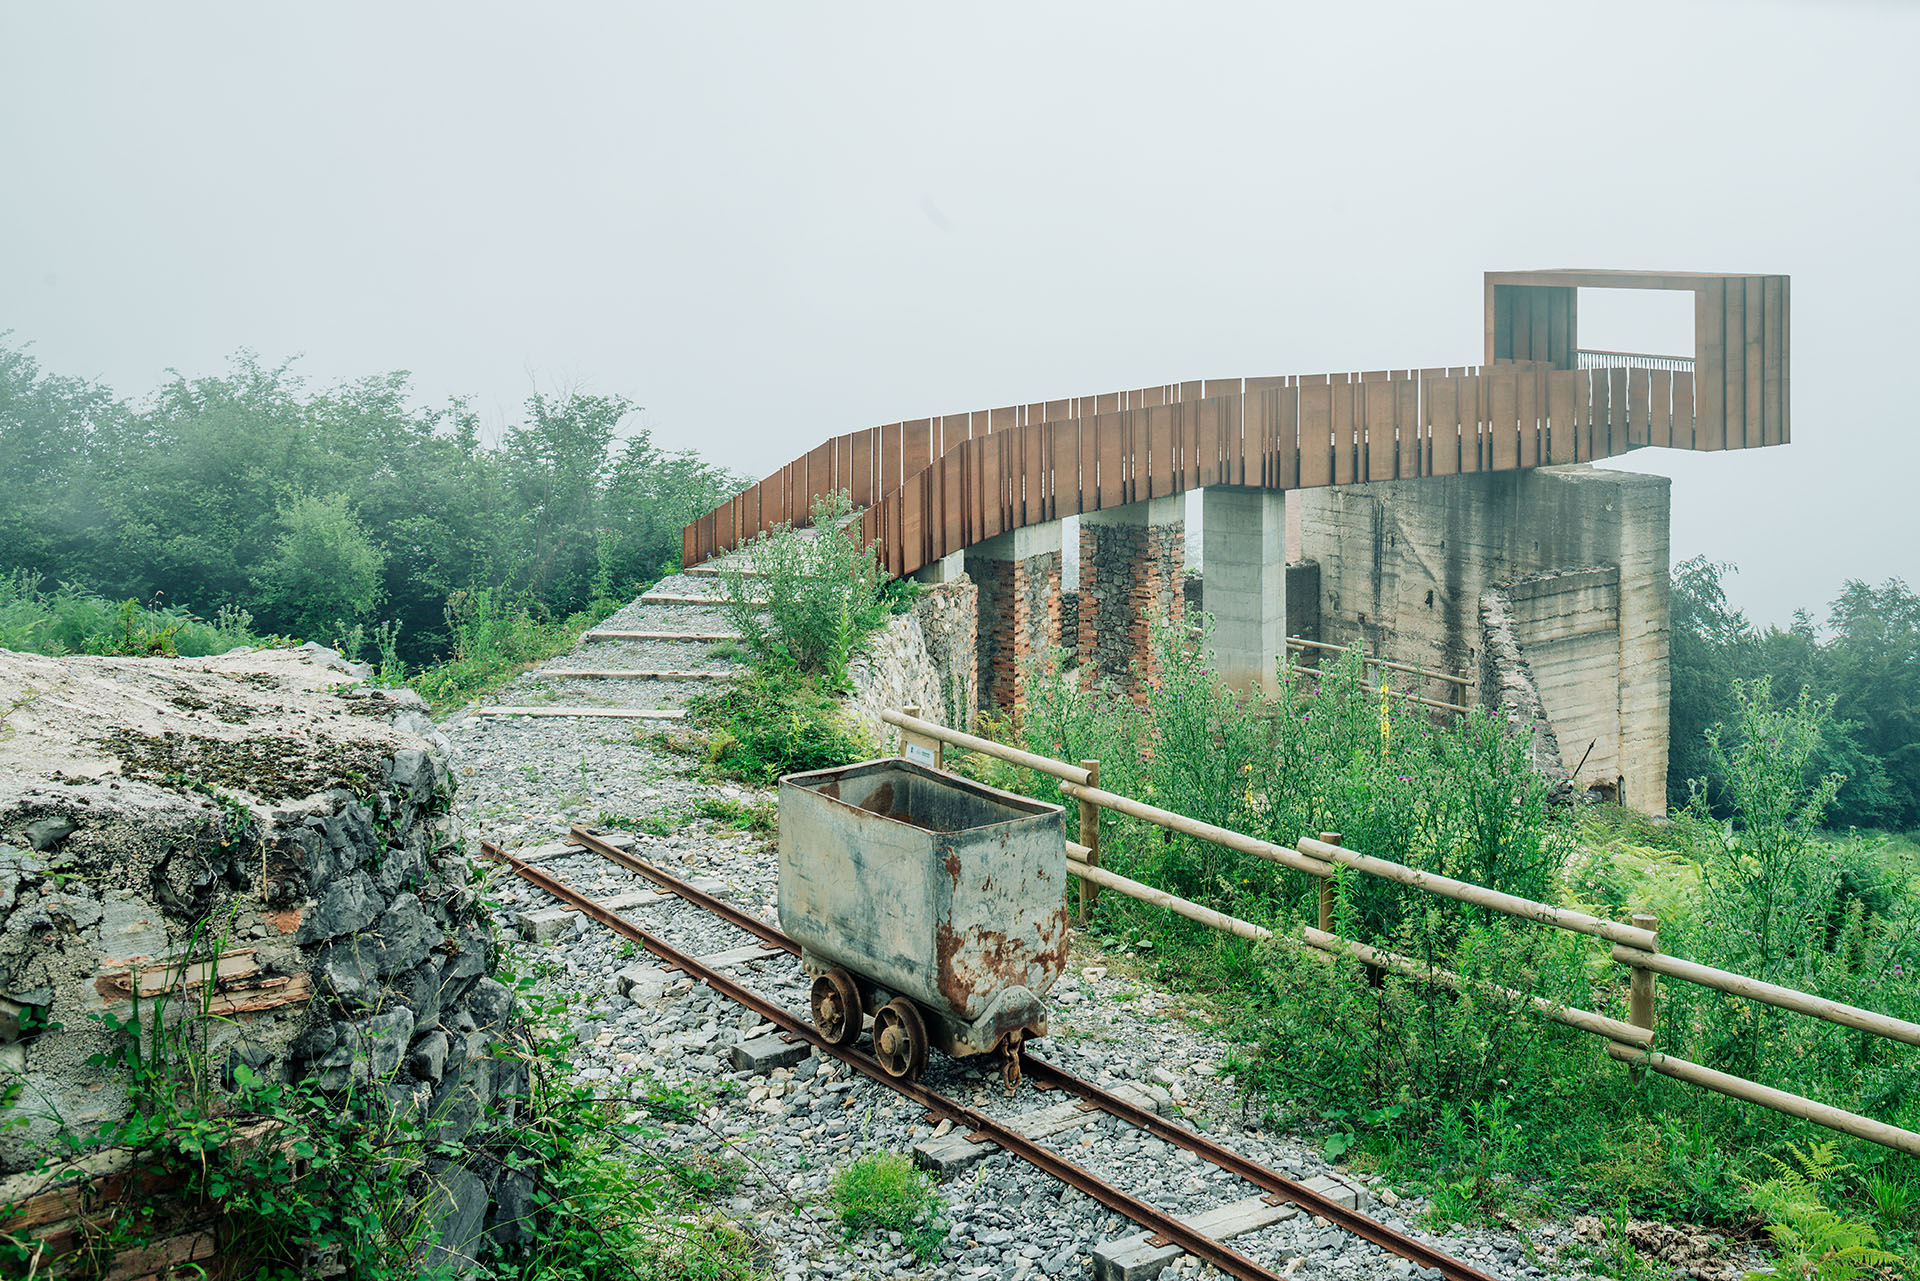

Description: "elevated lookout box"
777 758 1067 1082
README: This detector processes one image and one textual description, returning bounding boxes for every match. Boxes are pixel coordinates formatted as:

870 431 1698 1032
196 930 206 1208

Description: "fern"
1746 1142 1905 1281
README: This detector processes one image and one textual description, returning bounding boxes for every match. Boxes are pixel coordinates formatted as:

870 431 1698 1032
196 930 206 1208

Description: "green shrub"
828 1152 944 1262
721 492 906 686
407 587 613 710
688 666 874 784
0 570 280 657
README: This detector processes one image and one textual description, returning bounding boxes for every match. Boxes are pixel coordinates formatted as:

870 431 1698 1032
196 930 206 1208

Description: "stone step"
469 707 687 720
535 669 729 680
582 630 742 642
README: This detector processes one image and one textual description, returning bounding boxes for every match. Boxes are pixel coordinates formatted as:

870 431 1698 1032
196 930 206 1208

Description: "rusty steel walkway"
681 269 1789 578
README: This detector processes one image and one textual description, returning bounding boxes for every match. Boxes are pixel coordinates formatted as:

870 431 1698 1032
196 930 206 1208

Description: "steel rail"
482 841 1283 1281
535 828 1497 1281
565 824 797 956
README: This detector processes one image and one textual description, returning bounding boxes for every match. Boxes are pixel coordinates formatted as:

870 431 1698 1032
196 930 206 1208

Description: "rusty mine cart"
777 758 1069 1087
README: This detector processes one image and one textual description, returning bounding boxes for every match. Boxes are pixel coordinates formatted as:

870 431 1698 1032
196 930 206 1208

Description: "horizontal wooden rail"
1303 927 1653 1048
1610 945 1920 1047
1066 846 1273 942
1284 665 1472 715
1605 1043 1920 1159
1296 836 1657 951
881 710 1094 786
1059 780 1332 879
1284 637 1472 688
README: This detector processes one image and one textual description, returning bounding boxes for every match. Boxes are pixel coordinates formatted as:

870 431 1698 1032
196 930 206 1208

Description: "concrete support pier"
912 549 966 585
1078 495 1184 699
1201 486 1287 694
966 521 1062 714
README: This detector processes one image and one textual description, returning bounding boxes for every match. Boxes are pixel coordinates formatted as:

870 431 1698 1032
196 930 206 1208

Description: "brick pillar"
965 522 1063 716
1077 496 1185 701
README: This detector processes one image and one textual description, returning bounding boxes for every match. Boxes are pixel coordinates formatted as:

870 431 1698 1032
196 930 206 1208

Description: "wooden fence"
685 360 1712 576
884 709 1920 1159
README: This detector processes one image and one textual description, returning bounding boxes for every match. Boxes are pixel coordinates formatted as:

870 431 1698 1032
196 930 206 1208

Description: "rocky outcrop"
845 580 979 743
0 645 523 1263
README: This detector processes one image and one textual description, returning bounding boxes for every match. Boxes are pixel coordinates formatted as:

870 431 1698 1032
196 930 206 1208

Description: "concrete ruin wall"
1297 465 1671 814
845 579 979 743
0 645 525 1264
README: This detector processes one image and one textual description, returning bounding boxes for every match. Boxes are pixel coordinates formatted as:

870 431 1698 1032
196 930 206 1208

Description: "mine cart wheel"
811 969 863 1047
872 998 928 1084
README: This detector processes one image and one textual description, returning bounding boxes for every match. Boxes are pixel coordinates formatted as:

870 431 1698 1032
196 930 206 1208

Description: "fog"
4 2 1915 626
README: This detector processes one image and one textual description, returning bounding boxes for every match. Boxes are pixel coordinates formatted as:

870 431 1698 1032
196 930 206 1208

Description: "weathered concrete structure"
685 269 1793 815
1298 466 1672 813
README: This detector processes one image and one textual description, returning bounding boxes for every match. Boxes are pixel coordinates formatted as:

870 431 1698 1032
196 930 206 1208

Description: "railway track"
484 826 1499 1281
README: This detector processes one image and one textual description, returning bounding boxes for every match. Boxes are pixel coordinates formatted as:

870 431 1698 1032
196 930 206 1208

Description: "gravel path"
438 575 1684 1281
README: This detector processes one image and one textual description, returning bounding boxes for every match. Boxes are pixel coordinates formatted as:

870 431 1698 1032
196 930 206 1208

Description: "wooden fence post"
898 705 942 769
1317 832 1341 934
1629 910 1660 1043
1078 760 1101 925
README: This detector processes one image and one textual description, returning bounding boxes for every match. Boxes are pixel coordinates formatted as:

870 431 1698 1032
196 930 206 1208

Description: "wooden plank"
1510 287 1532 361
1194 398 1220 488
1079 411 1100 512
1489 372 1518 471
1573 369 1593 462
1673 369 1695 449
1648 369 1672 448
990 404 1019 434
1332 376 1358 485
1516 367 1539 469
1364 379 1395 481
1695 281 1725 450
903 418 932 480
1052 421 1080 518
941 414 971 458
850 429 873 507
1780 276 1791 442
1223 393 1246 486
940 452 963 558
1179 379 1203 404
1147 404 1175 498
1298 376 1332 488
1428 374 1458 476
885 493 903 577
901 474 925 574
1547 286 1570 368
1097 411 1126 509
1459 374 1483 473
1275 382 1299 489
807 443 832 510
1762 276 1784 446
1529 288 1550 365
1722 279 1746 449
979 432 1003 541
1608 367 1630 458
1395 377 1420 479
1588 368 1611 460
879 422 902 494
1627 367 1650 446
1096 392 1121 414
1548 370 1576 464
1745 277 1765 448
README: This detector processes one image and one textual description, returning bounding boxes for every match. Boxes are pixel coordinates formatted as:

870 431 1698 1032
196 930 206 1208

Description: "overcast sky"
4 2 1915 626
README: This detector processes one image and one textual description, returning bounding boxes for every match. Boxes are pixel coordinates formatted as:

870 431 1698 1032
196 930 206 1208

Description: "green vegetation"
827 1152 945 1263
0 336 739 671
721 492 910 687
694 796 778 837
688 667 875 785
0 570 283 657
952 622 1919 1271
1672 558 1920 829
0 933 766 1280
689 495 903 784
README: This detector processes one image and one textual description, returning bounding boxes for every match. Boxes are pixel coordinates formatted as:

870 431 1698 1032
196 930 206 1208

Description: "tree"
253 493 386 641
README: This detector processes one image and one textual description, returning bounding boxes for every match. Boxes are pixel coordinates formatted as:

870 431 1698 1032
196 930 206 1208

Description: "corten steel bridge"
681 270 1790 815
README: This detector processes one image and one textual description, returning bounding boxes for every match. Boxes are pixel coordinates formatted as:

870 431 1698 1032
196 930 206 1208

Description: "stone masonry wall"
975 550 1062 715
1078 520 1184 701
845 580 980 743
0 644 525 1265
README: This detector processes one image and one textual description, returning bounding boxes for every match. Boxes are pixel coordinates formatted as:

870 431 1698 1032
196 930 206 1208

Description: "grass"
0 569 284 657
598 808 687 839
687 666 874 785
407 587 623 711
694 797 777 837
828 1153 945 1263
